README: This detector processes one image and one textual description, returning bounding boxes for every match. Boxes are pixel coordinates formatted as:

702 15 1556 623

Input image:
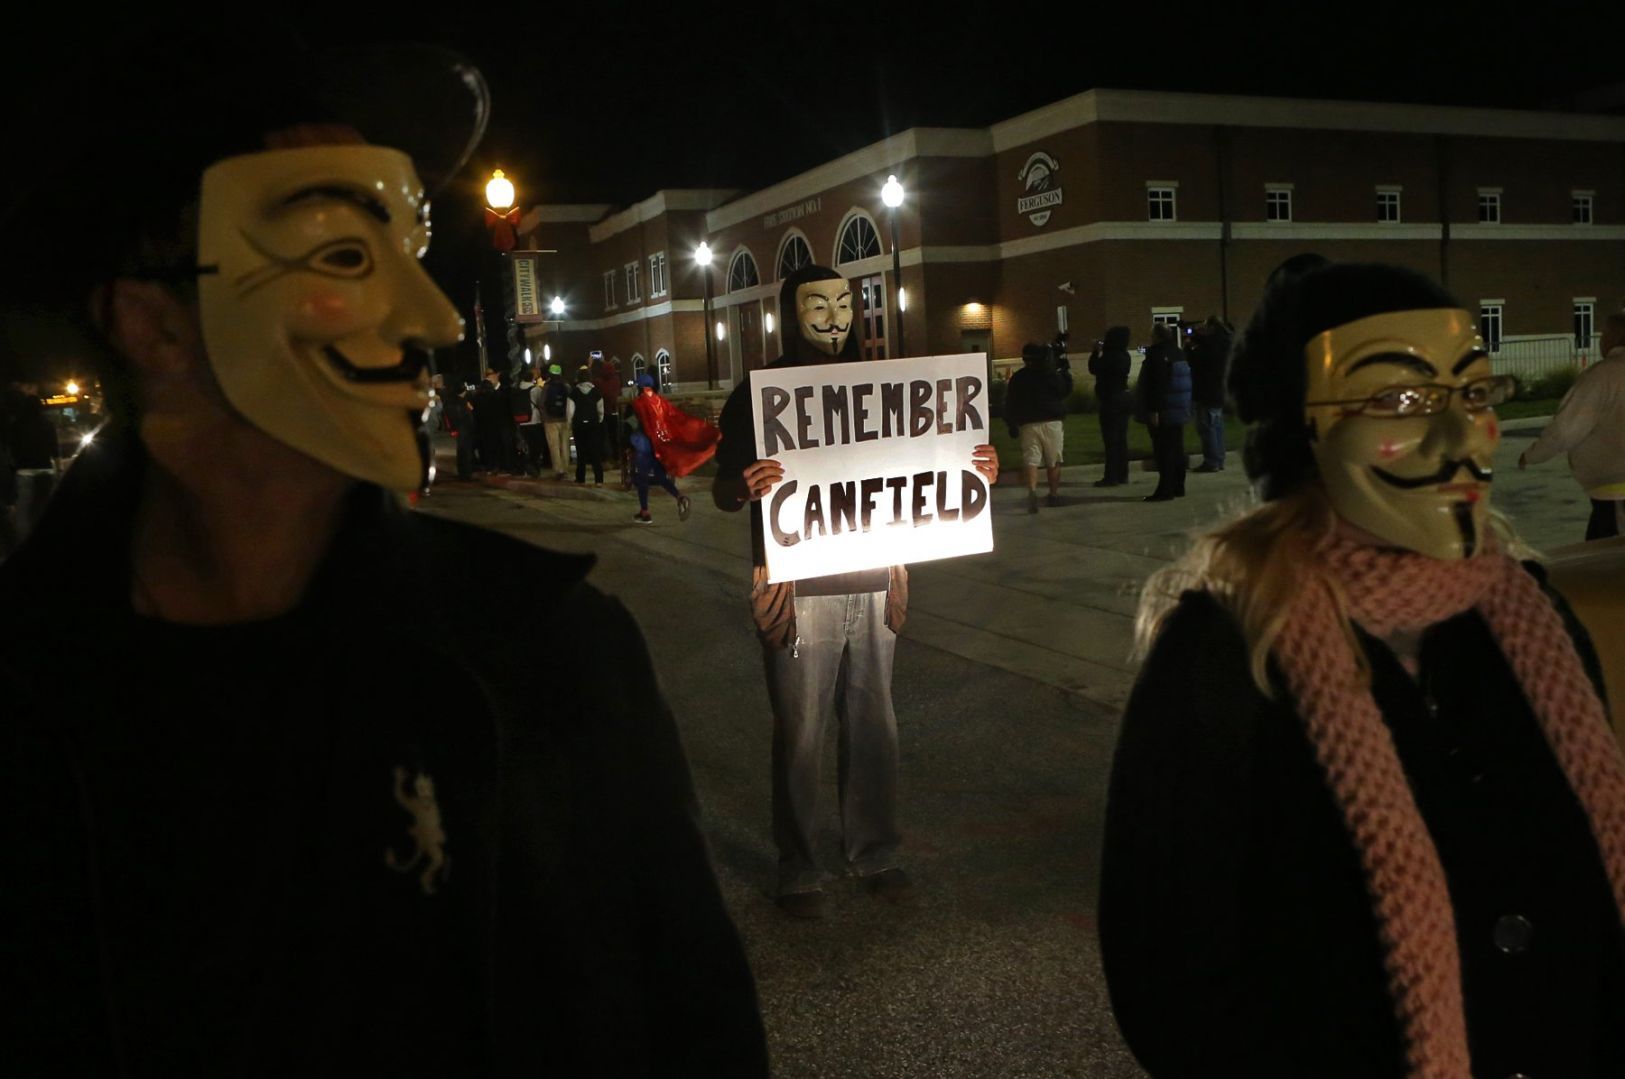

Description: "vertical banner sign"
751 353 994 583
512 253 543 323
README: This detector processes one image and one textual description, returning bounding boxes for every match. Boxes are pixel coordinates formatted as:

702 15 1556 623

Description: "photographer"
1005 334 1073 513
1088 327 1135 487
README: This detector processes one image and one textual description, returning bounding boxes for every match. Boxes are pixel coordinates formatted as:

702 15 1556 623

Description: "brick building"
518 88 1625 393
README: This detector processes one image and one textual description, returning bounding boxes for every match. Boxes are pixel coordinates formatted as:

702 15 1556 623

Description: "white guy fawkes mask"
1304 309 1507 560
795 278 853 357
198 146 463 491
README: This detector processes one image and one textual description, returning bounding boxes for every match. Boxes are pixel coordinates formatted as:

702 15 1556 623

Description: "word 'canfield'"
751 353 995 583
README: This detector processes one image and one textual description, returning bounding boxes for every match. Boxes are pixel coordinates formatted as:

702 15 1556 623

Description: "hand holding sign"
750 354 998 583
741 458 786 502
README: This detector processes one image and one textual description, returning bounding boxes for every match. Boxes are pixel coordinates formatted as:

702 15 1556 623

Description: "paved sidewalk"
440 415 1592 712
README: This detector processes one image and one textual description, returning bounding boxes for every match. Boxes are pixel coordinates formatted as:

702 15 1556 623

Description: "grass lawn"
992 401 1557 470
991 414 1248 470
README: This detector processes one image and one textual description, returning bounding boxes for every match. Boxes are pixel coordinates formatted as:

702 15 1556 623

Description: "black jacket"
1189 330 1232 407
1003 363 1072 429
1088 328 1133 404
1100 583 1625 1078
0 431 768 1078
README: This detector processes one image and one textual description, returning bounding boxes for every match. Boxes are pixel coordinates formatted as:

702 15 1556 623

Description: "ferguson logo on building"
1016 151 1063 227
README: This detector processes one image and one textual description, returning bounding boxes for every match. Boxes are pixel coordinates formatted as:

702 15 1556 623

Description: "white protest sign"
751 353 994 584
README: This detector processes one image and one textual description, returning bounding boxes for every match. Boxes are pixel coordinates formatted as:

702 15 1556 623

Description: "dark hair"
1229 257 1460 500
1102 326 1131 351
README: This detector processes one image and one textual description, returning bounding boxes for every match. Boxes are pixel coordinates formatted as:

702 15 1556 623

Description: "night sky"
4 2 1621 375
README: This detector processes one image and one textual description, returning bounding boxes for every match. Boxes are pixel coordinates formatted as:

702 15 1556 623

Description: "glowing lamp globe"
485 169 515 211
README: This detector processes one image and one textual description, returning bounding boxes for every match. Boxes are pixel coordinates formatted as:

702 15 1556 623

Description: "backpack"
542 381 568 420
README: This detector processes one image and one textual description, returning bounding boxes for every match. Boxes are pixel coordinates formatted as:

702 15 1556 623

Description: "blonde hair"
1133 484 1529 696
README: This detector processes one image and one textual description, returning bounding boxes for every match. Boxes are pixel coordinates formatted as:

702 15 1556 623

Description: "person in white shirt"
1521 310 1625 540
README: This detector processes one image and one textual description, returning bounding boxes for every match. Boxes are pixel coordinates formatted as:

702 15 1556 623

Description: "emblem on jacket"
385 766 449 896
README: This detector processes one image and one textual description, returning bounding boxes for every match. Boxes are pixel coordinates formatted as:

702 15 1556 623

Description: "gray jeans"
763 591 900 895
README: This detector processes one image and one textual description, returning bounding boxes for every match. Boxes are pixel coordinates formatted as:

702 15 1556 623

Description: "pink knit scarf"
1272 535 1625 1078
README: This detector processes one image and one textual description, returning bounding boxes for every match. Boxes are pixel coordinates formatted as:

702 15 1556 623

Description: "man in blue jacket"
1138 323 1192 501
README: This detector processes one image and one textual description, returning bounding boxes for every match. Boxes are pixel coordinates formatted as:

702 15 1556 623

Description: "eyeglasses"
1306 375 1517 418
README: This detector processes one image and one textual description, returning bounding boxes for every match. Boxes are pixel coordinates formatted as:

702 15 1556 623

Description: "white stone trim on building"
1229 222 1443 240
1451 224 1625 241
519 204 612 231
549 298 705 332
989 88 1625 154
586 189 739 244
704 128 990 233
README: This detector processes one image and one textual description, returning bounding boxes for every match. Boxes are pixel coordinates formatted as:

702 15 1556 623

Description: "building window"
836 213 882 265
648 251 668 297
1477 189 1502 224
1479 302 1503 352
1573 190 1595 225
603 270 615 309
1152 308 1184 330
1265 185 1293 222
655 349 673 393
1377 187 1402 223
1575 300 1596 349
727 249 760 292
857 274 887 361
1147 185 1177 221
632 353 648 385
624 263 640 304
777 233 813 280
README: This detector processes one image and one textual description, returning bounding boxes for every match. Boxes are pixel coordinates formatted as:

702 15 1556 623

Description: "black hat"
0 36 488 382
2 37 487 305
1229 257 1460 500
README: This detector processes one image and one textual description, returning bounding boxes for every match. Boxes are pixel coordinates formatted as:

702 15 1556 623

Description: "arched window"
655 349 673 393
629 353 646 388
835 211 882 266
727 248 760 292
776 231 813 280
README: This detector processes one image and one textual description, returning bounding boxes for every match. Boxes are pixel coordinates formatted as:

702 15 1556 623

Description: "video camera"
1042 331 1070 371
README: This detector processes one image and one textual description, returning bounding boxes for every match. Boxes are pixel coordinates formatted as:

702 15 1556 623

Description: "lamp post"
881 174 906 359
481 168 523 384
696 241 716 389
484 169 518 251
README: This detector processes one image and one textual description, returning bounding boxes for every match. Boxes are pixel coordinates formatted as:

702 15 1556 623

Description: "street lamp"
484 168 519 252
696 242 717 389
882 174 906 358
549 295 565 317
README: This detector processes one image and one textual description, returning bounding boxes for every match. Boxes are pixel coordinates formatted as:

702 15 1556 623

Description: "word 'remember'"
760 375 990 546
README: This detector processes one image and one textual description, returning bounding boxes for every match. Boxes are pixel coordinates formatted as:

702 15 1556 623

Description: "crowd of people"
1002 317 1234 511
432 356 632 486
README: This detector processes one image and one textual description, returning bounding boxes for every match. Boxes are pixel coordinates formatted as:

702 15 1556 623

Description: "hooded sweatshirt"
715 265 884 596
1525 346 1625 498
1089 326 1134 401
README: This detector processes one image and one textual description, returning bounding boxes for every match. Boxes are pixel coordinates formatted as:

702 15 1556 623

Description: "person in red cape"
631 373 720 478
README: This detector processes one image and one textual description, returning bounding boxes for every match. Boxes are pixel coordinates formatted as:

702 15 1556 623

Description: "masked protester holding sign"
714 265 999 919
0 39 765 1077
1100 258 1625 1078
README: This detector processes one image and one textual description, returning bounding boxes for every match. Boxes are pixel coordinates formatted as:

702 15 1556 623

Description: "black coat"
1004 363 1072 429
1189 331 1232 408
1088 345 1132 404
1100 583 1625 1077
0 431 768 1078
